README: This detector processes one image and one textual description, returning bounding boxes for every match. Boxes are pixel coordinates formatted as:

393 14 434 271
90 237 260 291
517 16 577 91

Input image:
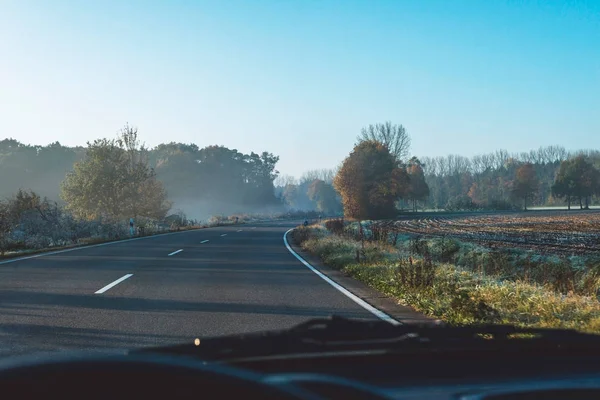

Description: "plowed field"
382 211 600 255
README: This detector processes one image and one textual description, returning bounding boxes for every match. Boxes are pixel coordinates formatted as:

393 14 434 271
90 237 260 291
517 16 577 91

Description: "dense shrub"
324 218 345 235
292 226 314 246
429 237 461 262
488 199 518 211
444 195 478 211
1 193 194 255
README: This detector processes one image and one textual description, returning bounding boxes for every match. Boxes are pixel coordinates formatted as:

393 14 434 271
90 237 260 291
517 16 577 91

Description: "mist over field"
168 198 286 222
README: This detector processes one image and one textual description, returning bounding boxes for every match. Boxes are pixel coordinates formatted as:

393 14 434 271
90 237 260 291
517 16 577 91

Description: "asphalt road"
0 221 377 357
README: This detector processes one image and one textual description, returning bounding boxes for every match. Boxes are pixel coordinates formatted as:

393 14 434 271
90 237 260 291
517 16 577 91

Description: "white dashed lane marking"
95 274 133 294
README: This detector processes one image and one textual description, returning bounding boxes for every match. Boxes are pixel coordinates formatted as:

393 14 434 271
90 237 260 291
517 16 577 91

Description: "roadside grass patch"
393 233 600 298
294 223 600 333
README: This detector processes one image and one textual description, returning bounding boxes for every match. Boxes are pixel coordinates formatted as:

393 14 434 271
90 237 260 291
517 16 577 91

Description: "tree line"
0 124 285 254
419 147 600 211
150 141 280 218
274 169 342 215
1 125 282 221
273 123 429 217
329 123 600 219
3 121 599 227
0 138 85 201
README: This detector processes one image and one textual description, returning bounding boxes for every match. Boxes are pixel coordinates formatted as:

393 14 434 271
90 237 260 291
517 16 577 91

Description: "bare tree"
357 121 411 162
300 168 337 184
117 123 149 168
420 156 438 176
471 155 485 174
493 149 509 169
480 153 494 171
274 174 297 188
436 156 449 177
519 151 533 164
552 146 569 163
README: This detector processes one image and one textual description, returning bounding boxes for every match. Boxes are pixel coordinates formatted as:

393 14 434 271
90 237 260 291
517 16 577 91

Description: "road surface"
0 221 378 357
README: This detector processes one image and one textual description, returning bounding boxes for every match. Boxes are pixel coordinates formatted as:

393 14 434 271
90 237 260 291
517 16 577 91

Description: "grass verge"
0 224 208 261
293 224 600 333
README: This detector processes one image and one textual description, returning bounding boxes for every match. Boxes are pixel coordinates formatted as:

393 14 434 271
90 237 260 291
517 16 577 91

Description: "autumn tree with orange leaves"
334 141 409 219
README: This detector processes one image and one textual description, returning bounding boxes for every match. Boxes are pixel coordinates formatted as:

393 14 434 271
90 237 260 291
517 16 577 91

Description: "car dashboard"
228 347 600 399
2 343 600 399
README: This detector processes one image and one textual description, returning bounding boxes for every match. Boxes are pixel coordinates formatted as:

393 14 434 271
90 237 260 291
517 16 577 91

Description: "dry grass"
294 224 600 333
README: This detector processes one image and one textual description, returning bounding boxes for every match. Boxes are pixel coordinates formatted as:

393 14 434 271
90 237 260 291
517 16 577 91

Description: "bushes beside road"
0 190 315 259
0 190 204 258
293 221 600 333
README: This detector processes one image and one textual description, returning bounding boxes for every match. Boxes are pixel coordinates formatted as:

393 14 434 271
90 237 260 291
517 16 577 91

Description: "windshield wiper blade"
137 316 600 361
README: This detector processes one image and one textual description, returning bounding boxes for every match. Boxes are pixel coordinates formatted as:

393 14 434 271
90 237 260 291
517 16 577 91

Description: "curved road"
0 221 378 356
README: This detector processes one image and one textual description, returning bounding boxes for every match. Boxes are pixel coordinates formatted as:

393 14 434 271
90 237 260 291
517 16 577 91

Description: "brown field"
386 210 600 256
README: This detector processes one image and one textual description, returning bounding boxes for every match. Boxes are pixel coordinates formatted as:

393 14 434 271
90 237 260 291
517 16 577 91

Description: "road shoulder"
286 230 437 324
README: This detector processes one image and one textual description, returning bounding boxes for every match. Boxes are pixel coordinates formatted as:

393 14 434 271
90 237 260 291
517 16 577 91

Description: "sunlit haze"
1 0 598 177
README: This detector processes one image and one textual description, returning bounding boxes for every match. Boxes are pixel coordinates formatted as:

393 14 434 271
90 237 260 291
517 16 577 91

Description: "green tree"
552 156 600 210
406 158 430 212
61 126 171 221
154 151 202 200
149 142 199 168
512 163 539 210
151 143 281 217
334 141 409 219
552 163 574 209
580 157 600 209
281 184 300 208
9 189 42 218
0 139 80 201
242 151 280 205
307 179 341 215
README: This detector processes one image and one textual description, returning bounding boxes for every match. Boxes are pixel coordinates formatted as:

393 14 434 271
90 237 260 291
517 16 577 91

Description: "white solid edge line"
168 249 183 256
201 240 209 243
283 229 400 325
95 274 133 294
0 228 206 266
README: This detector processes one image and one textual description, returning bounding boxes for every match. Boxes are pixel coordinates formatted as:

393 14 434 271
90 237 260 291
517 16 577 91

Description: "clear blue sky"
1 0 598 177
